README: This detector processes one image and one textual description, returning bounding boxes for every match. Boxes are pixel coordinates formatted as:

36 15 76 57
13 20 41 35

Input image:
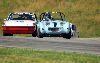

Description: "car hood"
42 20 64 28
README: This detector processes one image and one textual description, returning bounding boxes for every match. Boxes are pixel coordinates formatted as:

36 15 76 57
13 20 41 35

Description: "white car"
37 12 71 39
2 12 37 36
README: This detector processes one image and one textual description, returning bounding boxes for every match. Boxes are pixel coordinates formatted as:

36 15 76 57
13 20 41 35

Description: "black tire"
32 26 37 37
63 30 71 39
3 33 13 36
66 30 71 39
32 31 37 37
37 29 43 38
32 33 37 37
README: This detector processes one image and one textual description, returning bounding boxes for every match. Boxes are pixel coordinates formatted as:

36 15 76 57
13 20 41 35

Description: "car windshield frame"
40 12 65 21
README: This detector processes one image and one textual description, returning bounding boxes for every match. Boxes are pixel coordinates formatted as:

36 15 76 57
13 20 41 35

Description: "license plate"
49 28 59 32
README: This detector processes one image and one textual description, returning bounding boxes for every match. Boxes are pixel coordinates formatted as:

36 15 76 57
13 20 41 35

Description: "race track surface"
0 36 100 55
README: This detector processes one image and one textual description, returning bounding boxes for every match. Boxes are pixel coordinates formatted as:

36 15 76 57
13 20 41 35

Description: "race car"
37 12 71 39
2 12 37 36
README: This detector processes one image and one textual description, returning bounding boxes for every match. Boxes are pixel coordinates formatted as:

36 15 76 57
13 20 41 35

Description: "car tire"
32 33 37 37
63 29 71 39
37 29 43 38
32 31 37 37
66 30 71 39
3 33 13 36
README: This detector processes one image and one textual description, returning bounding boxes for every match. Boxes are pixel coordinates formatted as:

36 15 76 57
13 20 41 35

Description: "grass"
0 0 100 37
0 48 100 63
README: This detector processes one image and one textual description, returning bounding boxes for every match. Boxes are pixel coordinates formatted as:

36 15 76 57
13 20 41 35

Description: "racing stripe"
53 22 57 27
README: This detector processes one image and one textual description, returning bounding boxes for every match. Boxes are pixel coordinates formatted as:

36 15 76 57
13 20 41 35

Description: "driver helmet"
45 12 51 19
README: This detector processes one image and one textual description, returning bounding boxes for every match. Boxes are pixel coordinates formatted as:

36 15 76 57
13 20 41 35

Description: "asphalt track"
0 36 100 55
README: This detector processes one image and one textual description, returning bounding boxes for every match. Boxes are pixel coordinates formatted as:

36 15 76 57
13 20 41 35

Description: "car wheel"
63 30 71 39
32 31 37 37
3 33 13 36
37 29 43 38
66 31 71 39
32 33 37 37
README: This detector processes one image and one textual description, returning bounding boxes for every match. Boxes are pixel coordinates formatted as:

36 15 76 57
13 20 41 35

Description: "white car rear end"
2 12 37 36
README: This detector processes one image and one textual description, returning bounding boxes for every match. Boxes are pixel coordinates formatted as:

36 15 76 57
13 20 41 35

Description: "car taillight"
32 18 35 21
33 23 36 26
2 22 6 26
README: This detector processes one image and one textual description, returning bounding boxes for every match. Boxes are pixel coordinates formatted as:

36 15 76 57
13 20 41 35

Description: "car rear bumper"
2 26 36 34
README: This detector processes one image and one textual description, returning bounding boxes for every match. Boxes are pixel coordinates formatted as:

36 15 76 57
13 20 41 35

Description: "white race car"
37 12 72 39
2 12 37 36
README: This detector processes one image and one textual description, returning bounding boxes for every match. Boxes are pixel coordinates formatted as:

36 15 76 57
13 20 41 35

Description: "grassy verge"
0 48 100 63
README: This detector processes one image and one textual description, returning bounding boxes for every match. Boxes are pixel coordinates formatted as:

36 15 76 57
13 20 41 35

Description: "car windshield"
9 14 35 20
42 12 65 21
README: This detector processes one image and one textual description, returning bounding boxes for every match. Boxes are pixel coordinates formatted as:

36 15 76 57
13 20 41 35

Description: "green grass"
0 48 100 63
0 0 100 37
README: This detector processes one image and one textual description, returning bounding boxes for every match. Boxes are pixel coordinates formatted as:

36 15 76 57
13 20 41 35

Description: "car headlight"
60 22 65 25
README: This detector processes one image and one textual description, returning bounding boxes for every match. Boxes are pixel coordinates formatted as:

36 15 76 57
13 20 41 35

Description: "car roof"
10 12 35 15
